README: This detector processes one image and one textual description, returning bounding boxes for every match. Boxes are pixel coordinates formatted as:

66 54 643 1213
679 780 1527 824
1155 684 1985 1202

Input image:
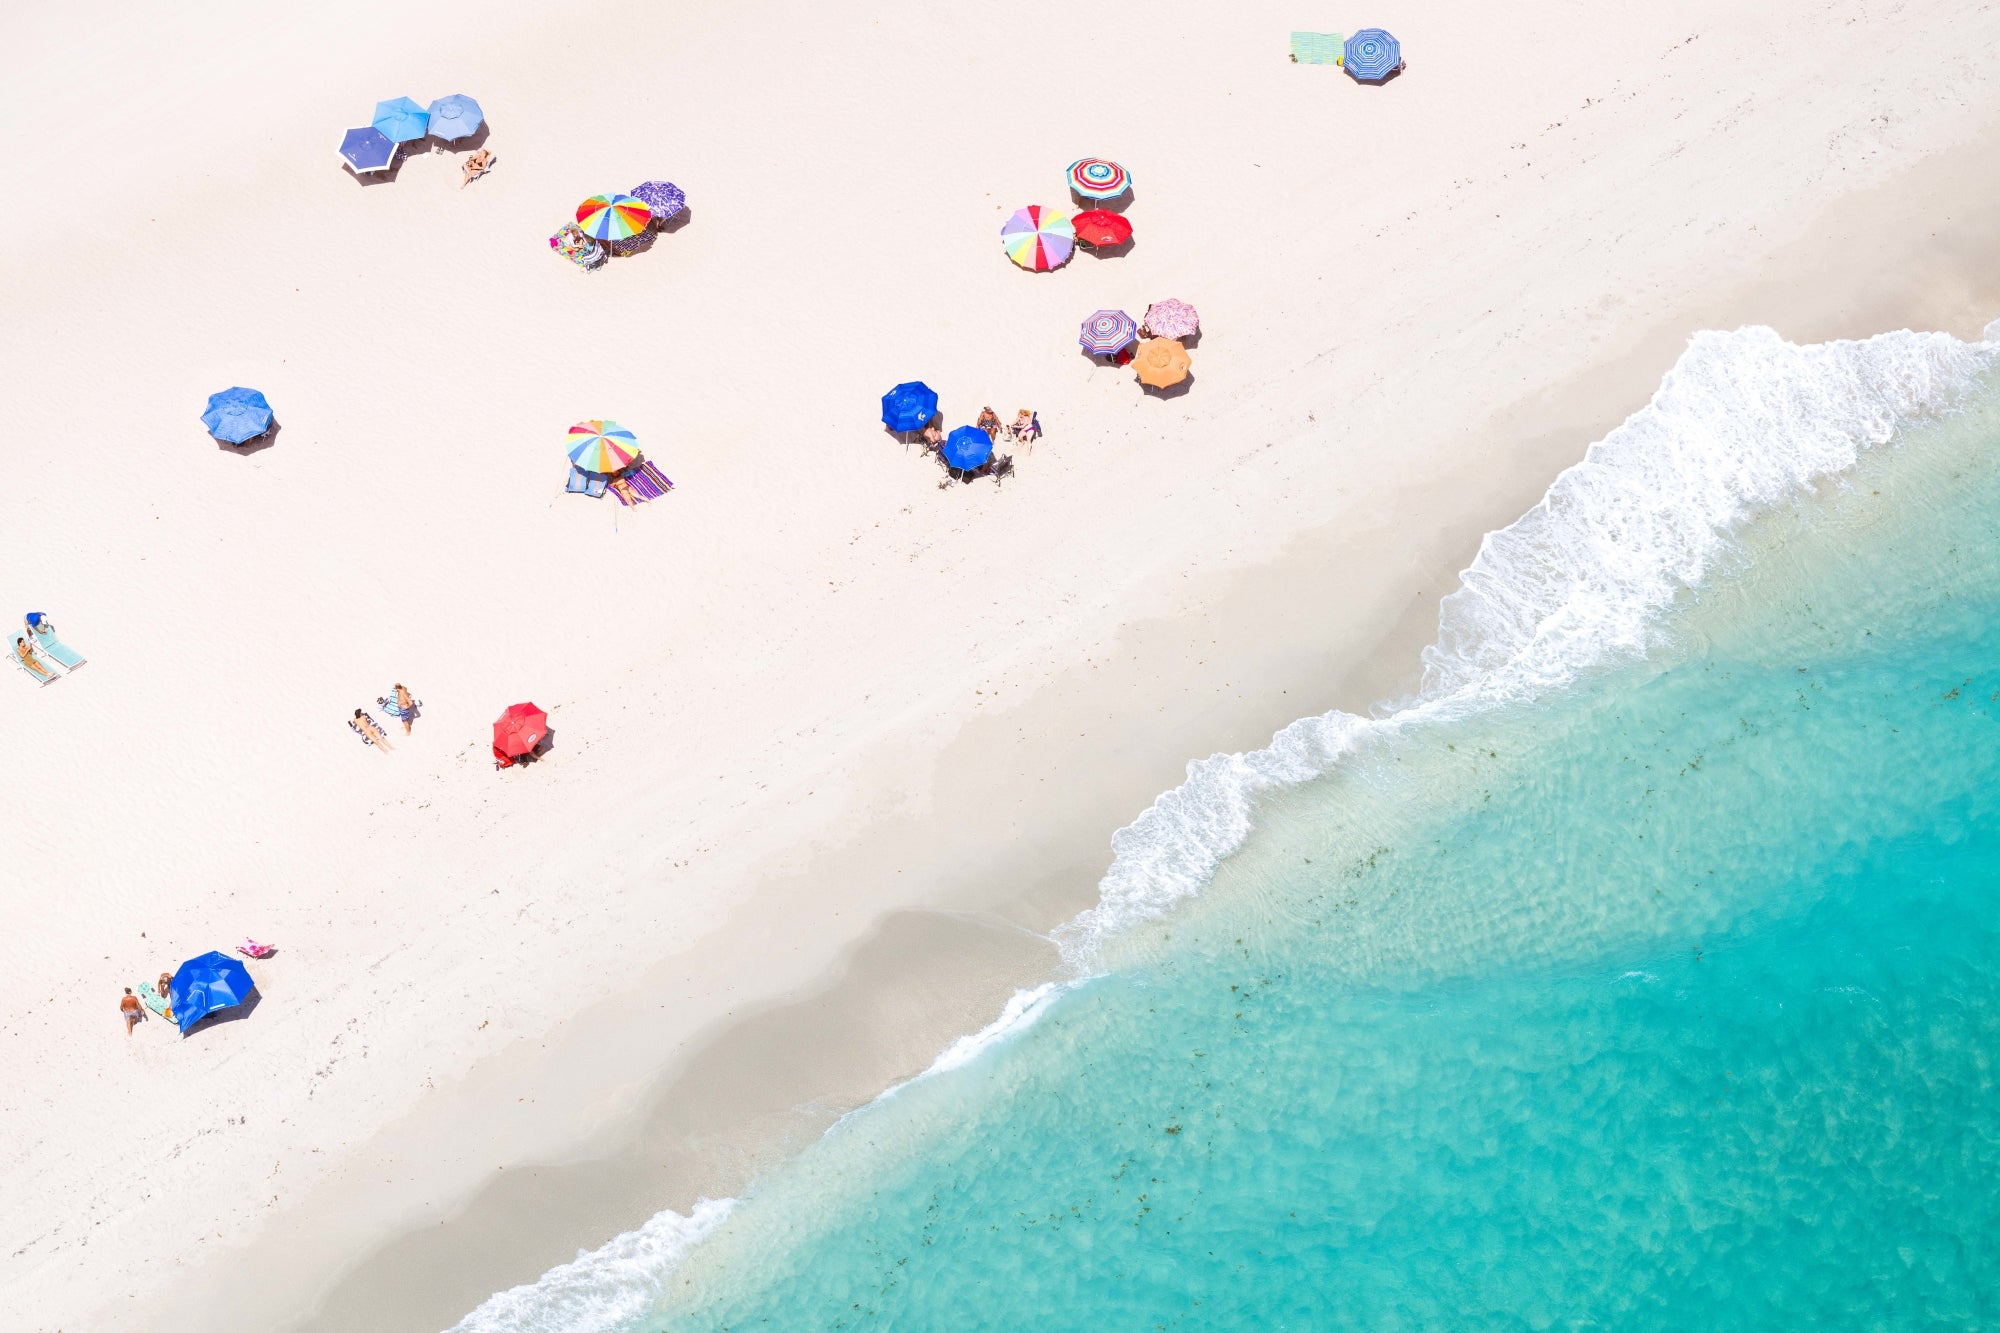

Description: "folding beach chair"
1289 32 1344 65
12 649 58 685
565 464 591 495
584 471 609 498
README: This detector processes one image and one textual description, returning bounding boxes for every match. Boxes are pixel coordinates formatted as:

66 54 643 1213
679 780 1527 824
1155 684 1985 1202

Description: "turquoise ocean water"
453 324 2000 1331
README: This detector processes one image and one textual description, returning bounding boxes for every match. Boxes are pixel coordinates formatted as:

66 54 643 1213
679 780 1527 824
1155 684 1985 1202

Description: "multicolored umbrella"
881 382 939 433
1072 209 1133 248
1344 28 1402 82
1133 338 1191 389
630 180 686 221
371 97 430 143
942 426 994 471
201 387 274 443
1067 157 1130 200
576 193 653 242
426 94 484 142
1000 205 1074 272
1079 309 1138 357
1143 299 1200 340
493 702 549 767
338 126 397 173
567 420 641 474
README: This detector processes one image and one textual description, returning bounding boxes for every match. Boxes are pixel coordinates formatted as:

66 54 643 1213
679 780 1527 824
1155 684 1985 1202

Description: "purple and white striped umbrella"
630 181 686 222
1079 309 1138 356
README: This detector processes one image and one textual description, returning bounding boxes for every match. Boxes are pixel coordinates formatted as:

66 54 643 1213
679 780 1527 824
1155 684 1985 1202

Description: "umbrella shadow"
343 157 408 187
217 420 282 456
180 988 262 1037
1074 186 1134 212
1348 63 1407 87
506 729 557 766
431 123 492 154
1141 373 1196 400
1082 237 1136 260
655 206 694 236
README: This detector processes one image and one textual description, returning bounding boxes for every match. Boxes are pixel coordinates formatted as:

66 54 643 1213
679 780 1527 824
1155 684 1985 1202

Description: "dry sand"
4 0 2000 1329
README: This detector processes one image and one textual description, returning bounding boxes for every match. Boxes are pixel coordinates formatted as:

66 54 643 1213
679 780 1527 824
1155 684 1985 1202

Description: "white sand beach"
6 0 2000 1328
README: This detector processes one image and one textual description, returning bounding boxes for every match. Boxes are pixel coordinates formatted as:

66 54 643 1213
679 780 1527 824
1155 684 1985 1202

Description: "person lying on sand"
461 148 493 189
121 988 142 1035
351 709 394 750
13 636 56 682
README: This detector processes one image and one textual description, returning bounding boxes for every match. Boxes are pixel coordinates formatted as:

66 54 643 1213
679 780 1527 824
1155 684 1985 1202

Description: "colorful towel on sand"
548 223 603 268
1289 31 1344 64
137 984 171 1018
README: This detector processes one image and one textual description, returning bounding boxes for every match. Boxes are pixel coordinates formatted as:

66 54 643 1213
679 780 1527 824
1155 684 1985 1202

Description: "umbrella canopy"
167 951 255 1034
372 96 430 143
1000 205 1074 272
567 420 640 474
338 126 398 173
881 382 939 433
576 194 652 241
1079 309 1139 357
942 426 994 471
426 94 484 141
630 180 686 221
1071 210 1132 248
1344 28 1402 81
1134 338 1191 389
494 702 549 761
1143 299 1200 340
1067 157 1130 200
202 387 273 443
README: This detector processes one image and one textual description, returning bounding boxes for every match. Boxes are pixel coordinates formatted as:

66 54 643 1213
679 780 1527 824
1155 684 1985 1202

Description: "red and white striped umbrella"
1067 157 1130 200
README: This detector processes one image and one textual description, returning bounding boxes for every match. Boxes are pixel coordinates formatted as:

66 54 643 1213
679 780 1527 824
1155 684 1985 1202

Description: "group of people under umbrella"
1082 299 1200 391
122 948 260 1037
1000 158 1134 273
880 383 1032 486
550 181 686 268
338 95 489 181
563 419 675 504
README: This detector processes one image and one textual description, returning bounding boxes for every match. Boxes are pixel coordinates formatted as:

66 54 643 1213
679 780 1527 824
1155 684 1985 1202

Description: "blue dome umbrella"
942 426 994 471
1344 28 1403 82
202 387 273 444
880 381 939 434
425 94 484 142
372 96 430 143
167 951 256 1035
338 126 397 174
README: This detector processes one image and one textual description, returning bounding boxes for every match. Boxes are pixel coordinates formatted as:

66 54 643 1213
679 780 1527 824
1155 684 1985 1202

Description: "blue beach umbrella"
425 93 484 142
1344 28 1402 82
167 951 256 1034
372 96 430 143
338 126 397 173
942 426 993 471
880 381 939 433
201 387 273 443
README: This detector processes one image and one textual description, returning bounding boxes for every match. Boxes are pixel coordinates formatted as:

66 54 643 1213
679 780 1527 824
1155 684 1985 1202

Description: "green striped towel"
1289 32 1343 65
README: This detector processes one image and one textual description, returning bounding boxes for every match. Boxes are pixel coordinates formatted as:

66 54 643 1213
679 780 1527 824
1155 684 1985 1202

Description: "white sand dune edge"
3 0 2000 1329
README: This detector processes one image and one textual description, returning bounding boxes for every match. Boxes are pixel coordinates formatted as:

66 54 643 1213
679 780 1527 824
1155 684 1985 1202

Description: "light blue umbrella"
426 94 484 142
201 387 273 444
338 126 397 173
1343 29 1402 83
372 96 430 143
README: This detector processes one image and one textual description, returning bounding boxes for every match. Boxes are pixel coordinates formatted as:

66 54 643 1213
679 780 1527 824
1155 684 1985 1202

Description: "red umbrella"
493 702 548 767
1072 209 1132 248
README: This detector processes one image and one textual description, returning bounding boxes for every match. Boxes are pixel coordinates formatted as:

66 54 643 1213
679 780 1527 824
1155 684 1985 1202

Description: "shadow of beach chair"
31 626 84 671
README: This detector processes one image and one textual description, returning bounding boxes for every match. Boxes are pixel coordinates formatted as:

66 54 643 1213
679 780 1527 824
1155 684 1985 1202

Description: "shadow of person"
656 205 694 235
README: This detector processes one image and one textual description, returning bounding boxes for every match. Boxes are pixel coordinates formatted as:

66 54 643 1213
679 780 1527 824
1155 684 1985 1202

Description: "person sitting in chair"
461 148 494 189
976 407 1002 440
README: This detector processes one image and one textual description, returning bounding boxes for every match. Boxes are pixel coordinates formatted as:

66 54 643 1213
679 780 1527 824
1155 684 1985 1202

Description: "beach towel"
1289 31 1344 64
634 458 675 498
548 223 604 269
378 690 422 722
137 983 172 1019
30 624 84 671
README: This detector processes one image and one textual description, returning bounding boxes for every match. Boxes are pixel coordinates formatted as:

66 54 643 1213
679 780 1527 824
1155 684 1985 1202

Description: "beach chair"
31 624 85 671
12 646 58 686
991 454 1016 487
565 465 591 495
1289 32 1344 65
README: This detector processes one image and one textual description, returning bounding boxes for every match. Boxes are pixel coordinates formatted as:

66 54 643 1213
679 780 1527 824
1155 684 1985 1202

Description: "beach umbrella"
1079 309 1138 357
942 426 994 471
167 951 255 1035
1143 298 1200 340
494 702 549 763
426 94 484 142
337 126 398 173
1133 338 1191 389
1000 205 1074 272
1071 210 1132 248
881 382 939 433
1344 28 1402 82
576 194 653 243
630 180 686 222
201 386 273 443
371 96 431 143
1067 157 1130 201
567 419 641 474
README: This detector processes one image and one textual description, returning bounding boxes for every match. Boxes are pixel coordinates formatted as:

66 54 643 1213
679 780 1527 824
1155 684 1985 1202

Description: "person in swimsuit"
461 148 493 189
155 972 176 1023
14 636 55 682
393 683 417 735
121 988 142 1035
976 407 1002 440
352 709 394 750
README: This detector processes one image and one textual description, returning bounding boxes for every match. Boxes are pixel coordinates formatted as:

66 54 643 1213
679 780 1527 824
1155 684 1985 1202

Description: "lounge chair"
565 465 591 495
31 624 84 671
584 471 609 498
992 454 1016 486
12 646 58 685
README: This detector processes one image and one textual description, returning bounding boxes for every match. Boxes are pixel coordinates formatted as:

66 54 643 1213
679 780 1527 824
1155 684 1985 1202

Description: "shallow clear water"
453 328 2000 1332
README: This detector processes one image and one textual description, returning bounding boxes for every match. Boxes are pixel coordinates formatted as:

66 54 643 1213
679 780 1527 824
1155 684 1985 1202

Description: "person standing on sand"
121 988 141 1035
393 683 417 735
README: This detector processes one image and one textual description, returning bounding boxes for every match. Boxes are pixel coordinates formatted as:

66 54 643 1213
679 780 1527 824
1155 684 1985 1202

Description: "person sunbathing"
13 636 55 682
461 148 493 189
976 407 1002 439
609 475 640 505
351 709 394 750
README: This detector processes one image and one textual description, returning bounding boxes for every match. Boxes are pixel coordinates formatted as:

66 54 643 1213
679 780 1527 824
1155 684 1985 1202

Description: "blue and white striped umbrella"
338 126 397 173
372 96 430 143
1343 28 1402 82
426 94 484 142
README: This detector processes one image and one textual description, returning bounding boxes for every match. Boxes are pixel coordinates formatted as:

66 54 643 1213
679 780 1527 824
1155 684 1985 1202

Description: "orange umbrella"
1133 338 1190 389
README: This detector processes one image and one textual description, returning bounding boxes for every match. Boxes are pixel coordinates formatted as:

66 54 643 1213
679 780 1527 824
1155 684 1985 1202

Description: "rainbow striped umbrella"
1143 299 1200 340
1000 205 1074 272
575 194 653 242
1079 309 1137 357
1067 157 1130 201
566 420 641 474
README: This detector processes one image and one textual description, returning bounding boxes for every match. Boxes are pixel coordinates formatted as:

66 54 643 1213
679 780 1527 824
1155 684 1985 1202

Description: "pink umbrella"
1143 299 1200 339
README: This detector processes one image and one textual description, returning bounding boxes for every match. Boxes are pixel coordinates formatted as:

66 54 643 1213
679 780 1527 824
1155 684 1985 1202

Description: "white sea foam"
1059 325 1998 969
920 981 1064 1077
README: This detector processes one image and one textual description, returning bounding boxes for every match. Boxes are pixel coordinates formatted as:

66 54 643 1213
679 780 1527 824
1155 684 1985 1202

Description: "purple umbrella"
630 181 686 223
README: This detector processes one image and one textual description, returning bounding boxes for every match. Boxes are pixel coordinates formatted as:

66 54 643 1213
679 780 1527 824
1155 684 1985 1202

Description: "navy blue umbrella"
167 952 255 1034
202 387 273 444
1344 28 1402 82
881 381 940 433
942 426 993 470
338 126 398 173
